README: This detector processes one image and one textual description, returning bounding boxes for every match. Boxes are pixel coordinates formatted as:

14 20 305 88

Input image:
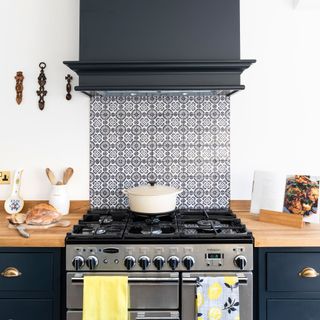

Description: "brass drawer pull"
1 267 22 278
299 267 319 278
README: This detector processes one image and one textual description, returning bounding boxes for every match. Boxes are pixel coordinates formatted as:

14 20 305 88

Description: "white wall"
0 0 90 200
232 0 320 199
1 0 319 201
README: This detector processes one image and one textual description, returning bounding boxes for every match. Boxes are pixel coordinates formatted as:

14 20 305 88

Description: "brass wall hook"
37 62 47 110
15 71 24 105
65 74 73 100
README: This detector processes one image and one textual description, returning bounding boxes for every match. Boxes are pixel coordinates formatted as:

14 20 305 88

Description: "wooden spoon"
46 168 57 185
63 167 74 185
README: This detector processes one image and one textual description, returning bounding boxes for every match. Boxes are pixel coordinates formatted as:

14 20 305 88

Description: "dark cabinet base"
0 247 63 320
256 247 320 320
0 299 53 320
268 299 320 320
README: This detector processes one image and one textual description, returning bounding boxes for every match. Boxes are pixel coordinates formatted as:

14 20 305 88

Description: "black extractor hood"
64 0 255 96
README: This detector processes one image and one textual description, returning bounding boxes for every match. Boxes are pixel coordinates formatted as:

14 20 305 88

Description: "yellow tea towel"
196 276 240 320
83 276 129 320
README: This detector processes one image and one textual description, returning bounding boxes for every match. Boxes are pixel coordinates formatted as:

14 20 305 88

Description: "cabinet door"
267 299 320 320
267 253 320 292
0 253 53 293
0 299 53 320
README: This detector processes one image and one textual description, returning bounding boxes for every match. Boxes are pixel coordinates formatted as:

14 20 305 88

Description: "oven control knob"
138 256 151 270
153 256 165 271
168 256 180 271
86 256 99 270
183 256 195 270
124 256 136 270
72 256 85 271
234 255 247 270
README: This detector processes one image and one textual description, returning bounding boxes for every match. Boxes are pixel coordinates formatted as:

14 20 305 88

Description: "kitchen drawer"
267 252 320 292
0 299 53 320
0 252 54 293
267 299 320 320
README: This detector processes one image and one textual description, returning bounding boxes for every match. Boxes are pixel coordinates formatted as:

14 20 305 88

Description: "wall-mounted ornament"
36 62 47 110
15 71 24 105
65 74 73 100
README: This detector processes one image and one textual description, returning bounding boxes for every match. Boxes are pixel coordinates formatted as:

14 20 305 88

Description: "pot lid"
125 182 182 196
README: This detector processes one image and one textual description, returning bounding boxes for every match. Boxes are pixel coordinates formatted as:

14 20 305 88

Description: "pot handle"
148 181 156 187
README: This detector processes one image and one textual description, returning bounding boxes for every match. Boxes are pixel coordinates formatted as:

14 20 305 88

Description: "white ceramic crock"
49 185 70 215
123 182 182 215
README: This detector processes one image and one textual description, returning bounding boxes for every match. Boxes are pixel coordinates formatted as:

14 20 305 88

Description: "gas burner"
126 224 177 238
131 212 175 224
95 228 106 235
197 220 222 228
145 217 161 225
99 215 113 225
184 229 198 235
141 226 162 235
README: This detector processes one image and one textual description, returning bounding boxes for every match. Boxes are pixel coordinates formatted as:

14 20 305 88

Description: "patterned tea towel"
196 276 240 320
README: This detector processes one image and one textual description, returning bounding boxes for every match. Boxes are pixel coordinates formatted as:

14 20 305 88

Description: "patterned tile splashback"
90 94 230 209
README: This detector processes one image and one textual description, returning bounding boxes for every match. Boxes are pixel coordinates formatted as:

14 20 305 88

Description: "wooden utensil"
15 71 24 105
8 221 29 238
37 62 47 110
4 169 24 214
8 220 71 230
63 167 74 185
46 168 57 185
65 74 73 100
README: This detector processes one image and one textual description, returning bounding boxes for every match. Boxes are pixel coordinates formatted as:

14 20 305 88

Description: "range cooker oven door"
182 272 253 320
67 272 179 319
67 311 180 320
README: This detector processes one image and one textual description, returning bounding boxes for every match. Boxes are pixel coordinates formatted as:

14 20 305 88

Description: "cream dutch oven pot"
123 181 182 215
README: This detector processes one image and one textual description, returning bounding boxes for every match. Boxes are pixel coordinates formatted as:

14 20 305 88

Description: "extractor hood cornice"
63 59 256 96
64 60 255 72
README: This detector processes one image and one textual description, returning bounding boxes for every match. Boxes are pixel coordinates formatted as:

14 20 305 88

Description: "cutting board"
8 220 71 230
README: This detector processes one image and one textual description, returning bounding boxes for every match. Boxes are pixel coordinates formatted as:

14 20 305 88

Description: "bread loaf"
25 203 61 225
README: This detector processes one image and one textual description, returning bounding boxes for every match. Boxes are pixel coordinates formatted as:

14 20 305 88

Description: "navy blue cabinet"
268 299 320 320
0 248 62 320
256 248 320 320
0 299 54 320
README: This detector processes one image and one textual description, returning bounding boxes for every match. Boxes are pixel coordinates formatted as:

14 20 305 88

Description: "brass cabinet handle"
1 267 22 278
299 267 319 278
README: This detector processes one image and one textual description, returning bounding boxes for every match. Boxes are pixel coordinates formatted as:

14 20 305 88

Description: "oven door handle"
136 318 179 320
71 276 180 284
183 276 248 285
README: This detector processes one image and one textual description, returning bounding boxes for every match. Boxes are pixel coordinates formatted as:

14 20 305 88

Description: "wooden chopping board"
8 220 71 230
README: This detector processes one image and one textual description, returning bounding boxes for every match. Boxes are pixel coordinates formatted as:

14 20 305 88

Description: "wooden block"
259 209 304 228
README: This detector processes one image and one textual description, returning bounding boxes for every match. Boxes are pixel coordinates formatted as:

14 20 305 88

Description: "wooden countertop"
236 211 320 247
0 211 83 247
1 200 320 248
0 201 88 247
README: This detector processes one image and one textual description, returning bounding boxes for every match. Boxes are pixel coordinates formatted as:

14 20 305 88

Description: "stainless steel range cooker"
65 209 253 320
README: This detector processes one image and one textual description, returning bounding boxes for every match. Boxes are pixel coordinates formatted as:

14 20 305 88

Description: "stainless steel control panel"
66 243 253 272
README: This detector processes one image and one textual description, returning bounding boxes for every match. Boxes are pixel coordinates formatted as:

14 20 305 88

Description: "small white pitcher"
49 185 70 215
